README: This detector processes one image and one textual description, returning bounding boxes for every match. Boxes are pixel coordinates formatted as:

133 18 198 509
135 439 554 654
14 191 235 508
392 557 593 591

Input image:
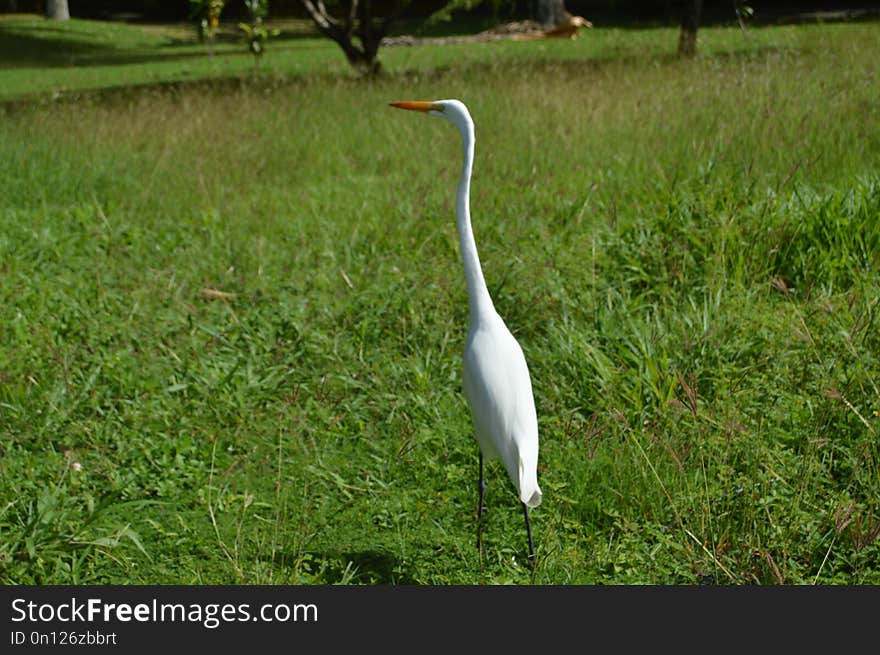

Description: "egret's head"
390 99 473 133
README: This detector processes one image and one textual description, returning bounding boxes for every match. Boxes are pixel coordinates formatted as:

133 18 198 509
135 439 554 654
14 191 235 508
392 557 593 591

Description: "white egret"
390 99 542 564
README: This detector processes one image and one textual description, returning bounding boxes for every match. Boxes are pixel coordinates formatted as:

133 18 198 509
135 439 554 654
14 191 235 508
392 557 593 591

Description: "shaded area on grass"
0 15 324 71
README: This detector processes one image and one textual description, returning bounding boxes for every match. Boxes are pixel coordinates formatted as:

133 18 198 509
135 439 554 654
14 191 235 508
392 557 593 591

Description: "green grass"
2 13 874 102
0 14 341 101
1 16 879 584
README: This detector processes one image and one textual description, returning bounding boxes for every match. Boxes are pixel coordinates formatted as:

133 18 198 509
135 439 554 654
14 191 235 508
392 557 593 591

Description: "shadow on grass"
310 548 418 584
0 25 117 67
0 40 793 114
0 19 325 70
0 28 200 69
0 20 245 70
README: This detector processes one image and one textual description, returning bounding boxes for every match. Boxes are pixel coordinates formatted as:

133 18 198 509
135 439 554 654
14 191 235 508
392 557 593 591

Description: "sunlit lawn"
1 14 878 584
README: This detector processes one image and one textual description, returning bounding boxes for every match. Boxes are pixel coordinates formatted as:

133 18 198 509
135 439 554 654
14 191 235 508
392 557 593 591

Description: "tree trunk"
535 0 570 29
677 0 702 57
300 0 399 76
46 0 70 20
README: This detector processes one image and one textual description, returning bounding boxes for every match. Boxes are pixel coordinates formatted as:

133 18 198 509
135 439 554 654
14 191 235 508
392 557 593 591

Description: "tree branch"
301 0 338 32
346 0 358 35
300 0 399 75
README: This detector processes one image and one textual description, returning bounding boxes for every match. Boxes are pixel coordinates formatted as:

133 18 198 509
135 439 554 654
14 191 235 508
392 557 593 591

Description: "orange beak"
390 101 443 112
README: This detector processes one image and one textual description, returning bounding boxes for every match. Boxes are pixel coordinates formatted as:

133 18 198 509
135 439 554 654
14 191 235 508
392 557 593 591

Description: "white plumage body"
463 311 542 508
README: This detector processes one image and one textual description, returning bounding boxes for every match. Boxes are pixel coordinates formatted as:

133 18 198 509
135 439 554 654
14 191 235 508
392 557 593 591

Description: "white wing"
462 311 542 508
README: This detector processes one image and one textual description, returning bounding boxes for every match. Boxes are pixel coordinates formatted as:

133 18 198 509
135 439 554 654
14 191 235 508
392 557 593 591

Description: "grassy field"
1 15 879 584
2 13 874 100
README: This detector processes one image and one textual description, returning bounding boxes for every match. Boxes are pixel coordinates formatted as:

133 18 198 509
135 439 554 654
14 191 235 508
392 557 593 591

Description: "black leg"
522 502 535 566
477 451 485 556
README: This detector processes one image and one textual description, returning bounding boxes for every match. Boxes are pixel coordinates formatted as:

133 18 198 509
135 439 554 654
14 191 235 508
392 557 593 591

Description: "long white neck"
456 122 495 322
